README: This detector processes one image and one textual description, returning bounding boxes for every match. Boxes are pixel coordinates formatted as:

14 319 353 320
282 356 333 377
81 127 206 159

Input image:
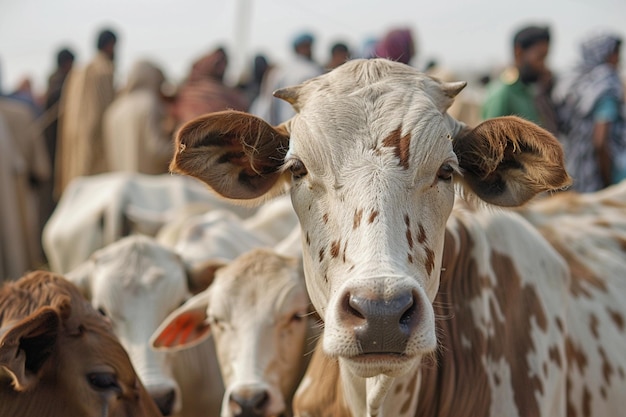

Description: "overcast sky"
1 0 625 94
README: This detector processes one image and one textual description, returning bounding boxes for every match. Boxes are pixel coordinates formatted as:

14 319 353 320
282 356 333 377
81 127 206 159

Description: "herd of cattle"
2 58 626 417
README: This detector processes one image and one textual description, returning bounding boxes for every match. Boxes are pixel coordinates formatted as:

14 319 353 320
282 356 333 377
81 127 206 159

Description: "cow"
0 270 162 417
151 248 319 417
166 58 626 417
43 171 257 274
66 234 224 417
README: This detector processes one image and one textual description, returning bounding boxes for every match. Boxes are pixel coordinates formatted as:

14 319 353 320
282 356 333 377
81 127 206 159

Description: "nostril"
152 389 176 416
399 292 418 333
229 389 270 416
251 390 269 413
347 294 365 319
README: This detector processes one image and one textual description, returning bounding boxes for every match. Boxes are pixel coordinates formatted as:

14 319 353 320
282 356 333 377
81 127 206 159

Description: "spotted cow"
0 271 161 417
166 58 625 417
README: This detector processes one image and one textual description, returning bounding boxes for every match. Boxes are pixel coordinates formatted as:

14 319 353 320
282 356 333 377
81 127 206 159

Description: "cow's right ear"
150 291 212 352
170 110 292 204
0 307 61 392
186 259 228 295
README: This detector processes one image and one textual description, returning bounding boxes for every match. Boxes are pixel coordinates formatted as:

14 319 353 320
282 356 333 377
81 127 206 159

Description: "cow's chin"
342 353 421 378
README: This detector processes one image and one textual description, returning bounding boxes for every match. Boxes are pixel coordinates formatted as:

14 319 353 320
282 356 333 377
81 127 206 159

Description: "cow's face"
0 271 161 417
67 235 190 416
283 71 461 378
168 59 570 383
152 249 312 417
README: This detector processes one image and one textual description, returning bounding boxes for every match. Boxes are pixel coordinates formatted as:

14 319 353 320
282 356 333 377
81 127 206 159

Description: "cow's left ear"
0 307 61 392
150 290 212 352
453 116 571 206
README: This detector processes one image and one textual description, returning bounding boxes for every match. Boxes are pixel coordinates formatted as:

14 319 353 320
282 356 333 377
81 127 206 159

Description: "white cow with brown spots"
166 58 626 417
151 248 317 417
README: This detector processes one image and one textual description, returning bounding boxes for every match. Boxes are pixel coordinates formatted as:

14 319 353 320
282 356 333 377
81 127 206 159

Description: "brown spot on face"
408 253 414 264
330 240 341 258
607 308 625 331
589 314 600 338
556 317 564 333
306 232 311 246
323 213 329 224
319 248 325 262
368 211 379 224
566 337 588 373
342 242 348 263
353 209 363 229
405 215 414 250
382 126 411 169
598 346 614 385
424 246 435 275
417 224 427 244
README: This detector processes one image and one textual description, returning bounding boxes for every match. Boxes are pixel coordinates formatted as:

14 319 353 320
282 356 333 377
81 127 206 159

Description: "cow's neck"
340 359 422 417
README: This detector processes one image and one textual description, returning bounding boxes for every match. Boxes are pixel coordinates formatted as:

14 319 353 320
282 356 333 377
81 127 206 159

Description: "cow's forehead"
287 60 458 176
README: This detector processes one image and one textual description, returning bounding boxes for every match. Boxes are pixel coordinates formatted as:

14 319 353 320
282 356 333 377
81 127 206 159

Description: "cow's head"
151 248 313 417
0 271 161 417
168 59 569 385
66 235 215 416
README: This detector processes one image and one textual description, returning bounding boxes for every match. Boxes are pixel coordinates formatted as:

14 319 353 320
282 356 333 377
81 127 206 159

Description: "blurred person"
237 53 271 104
374 27 416 65
482 25 557 133
103 60 174 175
55 28 117 198
173 46 249 126
553 31 625 192
39 47 75 225
0 98 51 279
6 77 42 116
250 32 324 125
326 42 351 71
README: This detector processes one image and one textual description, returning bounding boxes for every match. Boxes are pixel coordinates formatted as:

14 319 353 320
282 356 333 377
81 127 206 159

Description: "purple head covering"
374 28 415 64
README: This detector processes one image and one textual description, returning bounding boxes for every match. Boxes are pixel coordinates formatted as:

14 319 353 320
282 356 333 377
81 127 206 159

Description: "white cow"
152 248 318 417
43 171 257 273
66 234 224 417
162 58 624 417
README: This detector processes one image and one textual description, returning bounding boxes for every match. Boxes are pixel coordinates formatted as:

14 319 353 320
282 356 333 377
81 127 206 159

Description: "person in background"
553 31 625 192
326 42 351 71
5 77 42 117
103 60 174 175
250 32 324 125
373 27 416 65
173 46 249 127
55 28 117 198
482 25 557 134
237 53 271 105
39 47 75 229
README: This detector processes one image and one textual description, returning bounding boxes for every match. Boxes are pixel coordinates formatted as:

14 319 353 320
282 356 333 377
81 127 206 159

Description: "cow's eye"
87 372 121 393
97 307 107 317
289 159 308 180
290 312 306 323
437 164 454 182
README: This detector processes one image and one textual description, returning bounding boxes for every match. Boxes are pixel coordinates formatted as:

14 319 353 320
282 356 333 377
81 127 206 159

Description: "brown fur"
453 116 572 206
0 271 160 417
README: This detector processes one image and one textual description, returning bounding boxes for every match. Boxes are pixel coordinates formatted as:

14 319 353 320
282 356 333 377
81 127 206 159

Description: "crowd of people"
0 23 624 279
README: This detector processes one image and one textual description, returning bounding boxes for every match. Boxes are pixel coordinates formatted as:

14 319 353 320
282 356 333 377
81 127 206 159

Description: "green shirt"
482 76 541 124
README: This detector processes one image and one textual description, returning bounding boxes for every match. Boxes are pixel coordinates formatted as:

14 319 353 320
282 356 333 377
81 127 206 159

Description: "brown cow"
0 271 162 417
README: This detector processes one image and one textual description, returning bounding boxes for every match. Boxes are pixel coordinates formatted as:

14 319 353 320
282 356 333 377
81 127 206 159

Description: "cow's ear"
186 259 227 295
169 110 292 203
150 291 212 352
453 116 571 206
0 307 60 392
